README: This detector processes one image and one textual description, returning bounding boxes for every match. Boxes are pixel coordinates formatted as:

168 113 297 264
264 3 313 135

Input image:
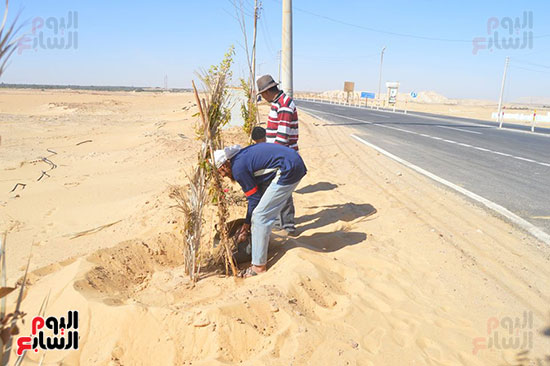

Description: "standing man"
256 74 299 234
214 143 307 277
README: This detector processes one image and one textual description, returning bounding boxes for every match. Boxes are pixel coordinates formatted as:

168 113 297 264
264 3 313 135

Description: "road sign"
344 82 355 92
361 92 375 99
385 82 400 105
410 91 417 98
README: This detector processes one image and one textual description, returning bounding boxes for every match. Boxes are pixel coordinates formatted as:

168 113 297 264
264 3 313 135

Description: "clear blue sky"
2 0 549 101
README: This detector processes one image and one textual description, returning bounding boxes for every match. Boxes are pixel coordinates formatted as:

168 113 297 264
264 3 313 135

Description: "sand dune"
1 90 549 365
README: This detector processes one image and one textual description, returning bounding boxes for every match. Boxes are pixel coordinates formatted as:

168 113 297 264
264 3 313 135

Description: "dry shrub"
240 77 258 137
173 46 239 282
169 164 207 282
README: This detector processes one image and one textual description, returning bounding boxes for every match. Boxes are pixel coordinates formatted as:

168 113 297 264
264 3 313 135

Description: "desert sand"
1 89 549 365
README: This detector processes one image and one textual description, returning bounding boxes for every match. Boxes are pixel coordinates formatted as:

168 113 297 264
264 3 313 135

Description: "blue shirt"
230 143 307 223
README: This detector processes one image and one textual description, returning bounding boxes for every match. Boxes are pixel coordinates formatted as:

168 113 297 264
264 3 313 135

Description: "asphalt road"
296 100 550 241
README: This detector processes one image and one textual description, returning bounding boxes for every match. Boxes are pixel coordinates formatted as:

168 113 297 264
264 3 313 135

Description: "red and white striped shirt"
266 91 299 150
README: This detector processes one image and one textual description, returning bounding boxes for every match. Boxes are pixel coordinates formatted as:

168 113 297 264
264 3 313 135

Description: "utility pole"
251 0 259 94
497 56 510 128
277 49 282 84
281 0 293 97
378 46 386 106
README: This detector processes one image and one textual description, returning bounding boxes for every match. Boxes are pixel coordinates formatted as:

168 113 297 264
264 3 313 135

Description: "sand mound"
414 90 454 104
74 232 188 306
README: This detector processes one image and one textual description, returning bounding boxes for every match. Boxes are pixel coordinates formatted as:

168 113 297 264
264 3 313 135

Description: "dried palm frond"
0 232 30 365
169 159 207 282
0 0 24 78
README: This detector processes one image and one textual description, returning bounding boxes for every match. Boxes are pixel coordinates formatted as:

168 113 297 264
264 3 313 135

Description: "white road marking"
404 112 493 129
438 125 482 135
300 106 373 124
474 147 490 152
300 107 550 168
351 134 550 246
366 112 392 119
515 157 537 163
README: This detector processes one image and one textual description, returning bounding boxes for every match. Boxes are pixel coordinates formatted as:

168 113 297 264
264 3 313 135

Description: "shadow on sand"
295 182 338 195
296 202 377 233
264 202 377 267
266 230 367 267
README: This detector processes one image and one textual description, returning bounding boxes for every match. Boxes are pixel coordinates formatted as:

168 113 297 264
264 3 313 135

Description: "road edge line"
350 133 550 246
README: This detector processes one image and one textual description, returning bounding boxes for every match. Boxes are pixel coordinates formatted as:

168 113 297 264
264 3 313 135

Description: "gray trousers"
258 181 295 230
251 180 300 265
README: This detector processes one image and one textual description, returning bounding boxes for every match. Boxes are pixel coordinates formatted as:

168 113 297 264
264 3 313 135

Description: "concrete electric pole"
251 0 259 94
497 56 510 128
281 0 293 97
378 46 386 105
277 49 282 84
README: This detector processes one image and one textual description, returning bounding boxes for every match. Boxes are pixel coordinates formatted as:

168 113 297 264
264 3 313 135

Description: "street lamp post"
378 46 386 106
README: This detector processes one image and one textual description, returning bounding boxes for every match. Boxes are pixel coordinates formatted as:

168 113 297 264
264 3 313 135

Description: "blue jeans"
251 180 301 265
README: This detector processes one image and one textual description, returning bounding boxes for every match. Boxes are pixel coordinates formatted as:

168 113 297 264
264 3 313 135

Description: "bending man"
214 143 307 277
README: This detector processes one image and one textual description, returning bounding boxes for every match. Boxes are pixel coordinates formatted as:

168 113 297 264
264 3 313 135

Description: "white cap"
213 145 241 168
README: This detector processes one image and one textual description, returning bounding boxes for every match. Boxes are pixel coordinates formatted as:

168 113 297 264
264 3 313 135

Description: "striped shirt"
266 91 299 150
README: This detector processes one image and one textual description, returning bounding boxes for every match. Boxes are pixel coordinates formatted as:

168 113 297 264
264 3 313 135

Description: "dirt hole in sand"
74 232 195 306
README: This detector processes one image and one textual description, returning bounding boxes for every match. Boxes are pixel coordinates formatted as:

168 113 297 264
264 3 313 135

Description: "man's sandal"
239 267 259 278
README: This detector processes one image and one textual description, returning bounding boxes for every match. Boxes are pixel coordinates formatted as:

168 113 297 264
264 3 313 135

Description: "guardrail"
294 96 409 114
491 111 550 132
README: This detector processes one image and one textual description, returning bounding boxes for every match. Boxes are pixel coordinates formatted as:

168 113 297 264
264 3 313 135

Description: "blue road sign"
410 91 418 98
361 92 376 99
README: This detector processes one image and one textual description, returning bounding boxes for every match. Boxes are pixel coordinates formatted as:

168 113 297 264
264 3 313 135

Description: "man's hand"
237 223 250 243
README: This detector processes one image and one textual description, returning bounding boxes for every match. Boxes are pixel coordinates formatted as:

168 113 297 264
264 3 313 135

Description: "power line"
520 46 550 57
294 52 379 61
513 59 550 70
226 0 254 18
297 8 471 42
267 0 471 43
510 65 550 74
243 0 257 13
267 0 550 44
259 14 277 59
